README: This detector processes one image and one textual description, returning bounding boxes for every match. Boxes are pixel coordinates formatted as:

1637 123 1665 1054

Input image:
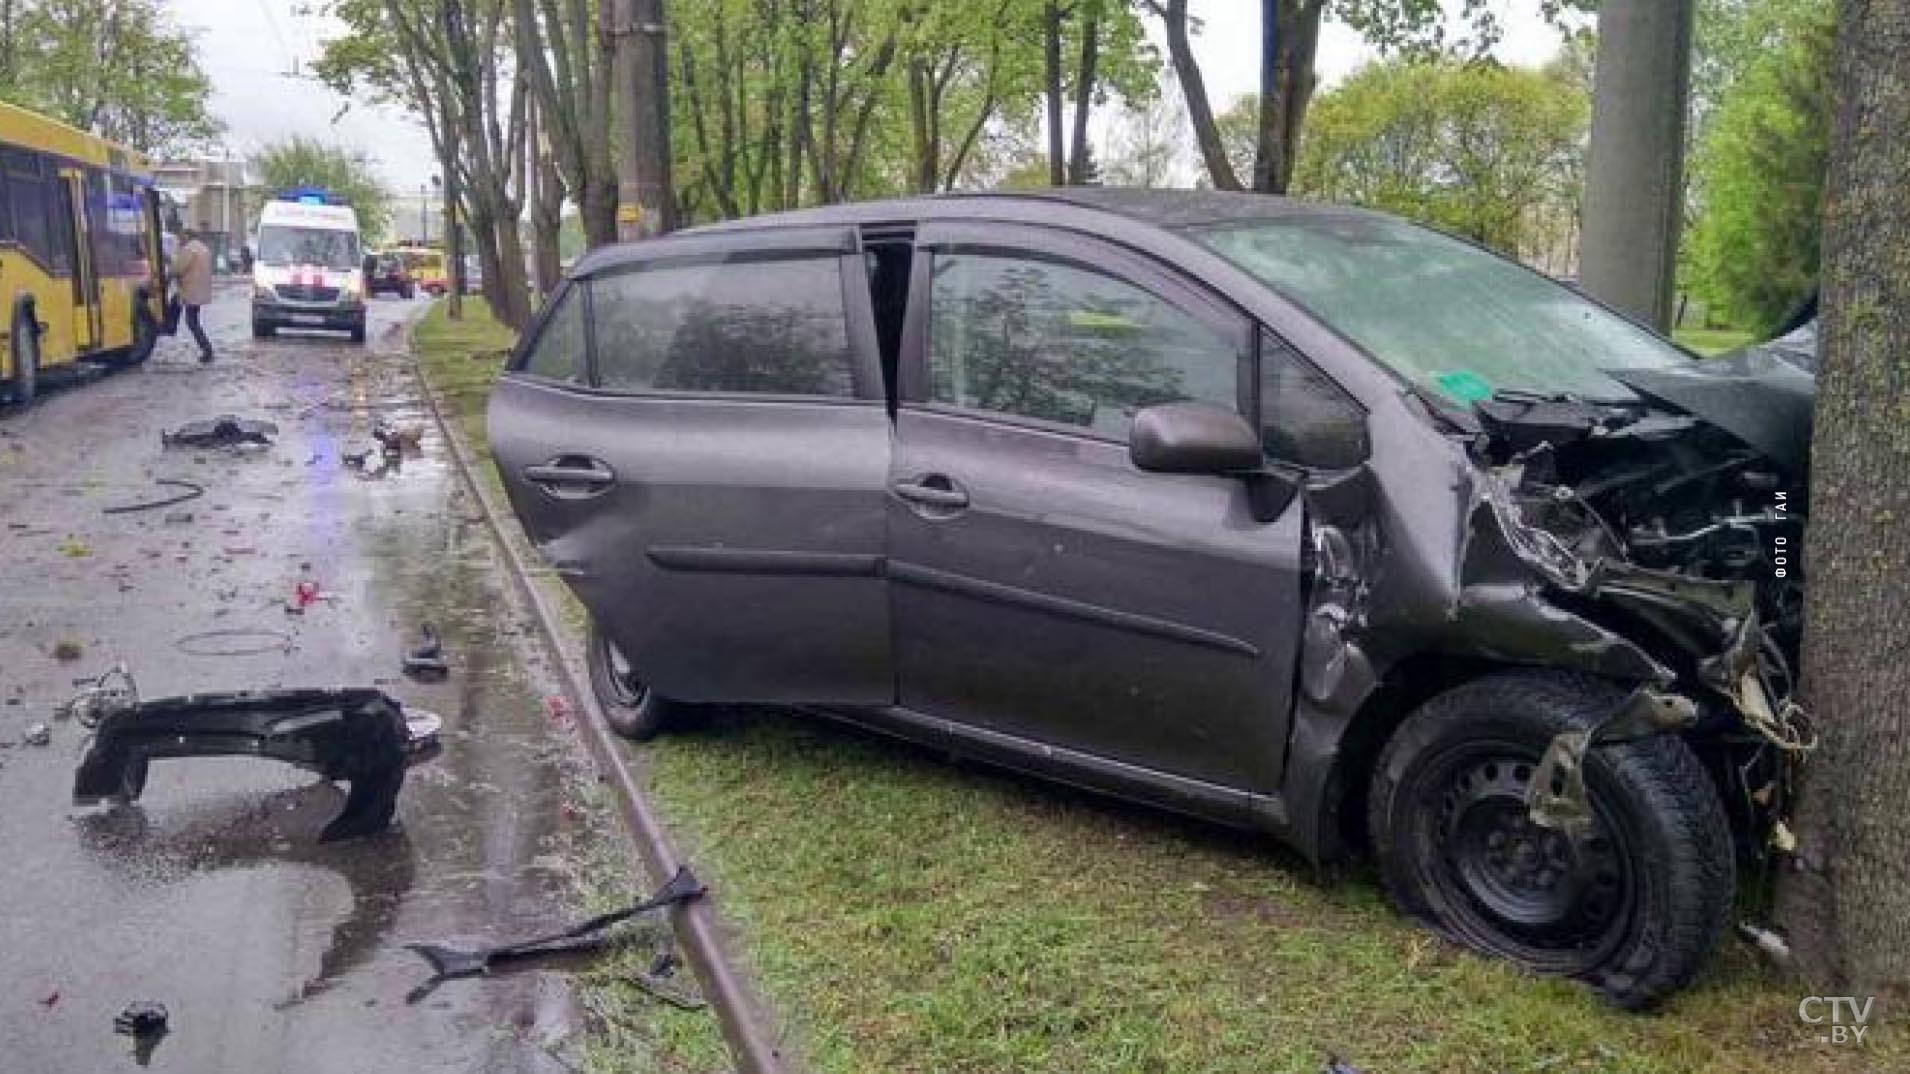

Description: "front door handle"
525 456 616 498
892 474 969 510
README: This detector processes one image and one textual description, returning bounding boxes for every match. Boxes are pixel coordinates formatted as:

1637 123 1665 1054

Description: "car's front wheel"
1368 670 1732 1009
585 622 698 740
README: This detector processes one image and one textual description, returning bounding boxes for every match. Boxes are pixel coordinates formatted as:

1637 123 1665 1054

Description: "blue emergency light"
278 186 345 206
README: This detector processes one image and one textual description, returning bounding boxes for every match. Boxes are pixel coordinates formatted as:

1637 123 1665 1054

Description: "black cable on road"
102 478 206 515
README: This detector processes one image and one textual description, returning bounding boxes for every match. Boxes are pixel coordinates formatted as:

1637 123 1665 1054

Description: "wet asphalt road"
0 286 621 1072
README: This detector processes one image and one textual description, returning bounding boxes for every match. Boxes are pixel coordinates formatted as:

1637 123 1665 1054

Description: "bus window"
5 150 55 273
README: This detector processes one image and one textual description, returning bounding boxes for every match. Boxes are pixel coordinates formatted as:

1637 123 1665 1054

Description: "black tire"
349 318 367 344
8 309 38 405
252 319 275 339
1368 670 1733 1009
126 300 158 365
585 621 696 740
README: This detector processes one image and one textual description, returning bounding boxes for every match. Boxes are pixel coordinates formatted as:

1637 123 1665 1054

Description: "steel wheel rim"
1414 738 1638 974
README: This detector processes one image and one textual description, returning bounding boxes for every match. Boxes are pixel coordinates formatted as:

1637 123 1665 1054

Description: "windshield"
1194 214 1690 404
258 224 360 270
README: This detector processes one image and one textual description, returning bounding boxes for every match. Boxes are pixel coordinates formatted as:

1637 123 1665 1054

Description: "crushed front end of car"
1464 349 1818 847
1280 346 1817 1007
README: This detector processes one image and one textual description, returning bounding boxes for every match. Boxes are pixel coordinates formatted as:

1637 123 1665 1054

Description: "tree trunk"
1161 0 1240 190
578 177 619 247
1044 0 1065 186
1774 0 1910 999
1252 0 1321 194
1066 5 1100 185
528 96 563 299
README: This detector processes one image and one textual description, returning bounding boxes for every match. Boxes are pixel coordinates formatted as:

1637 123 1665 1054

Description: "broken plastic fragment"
71 685 436 841
403 866 706 1003
114 1001 168 1036
1770 819 1797 854
161 415 278 450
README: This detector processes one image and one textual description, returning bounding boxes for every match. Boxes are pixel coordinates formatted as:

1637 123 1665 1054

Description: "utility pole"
1578 0 1695 332
606 0 675 239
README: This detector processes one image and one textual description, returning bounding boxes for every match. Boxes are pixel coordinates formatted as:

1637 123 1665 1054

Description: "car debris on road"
401 623 449 680
403 865 706 1003
70 673 442 842
161 415 278 450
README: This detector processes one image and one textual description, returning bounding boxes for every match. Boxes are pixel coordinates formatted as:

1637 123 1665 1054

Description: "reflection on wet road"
0 286 624 1072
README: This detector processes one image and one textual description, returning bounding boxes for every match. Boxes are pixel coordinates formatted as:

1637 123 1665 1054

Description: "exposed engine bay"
1464 350 1820 854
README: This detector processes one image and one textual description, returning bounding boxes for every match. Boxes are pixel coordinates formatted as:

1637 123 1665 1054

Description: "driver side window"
926 251 1242 438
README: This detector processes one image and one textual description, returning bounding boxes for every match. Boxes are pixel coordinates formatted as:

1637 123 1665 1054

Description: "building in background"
152 156 257 270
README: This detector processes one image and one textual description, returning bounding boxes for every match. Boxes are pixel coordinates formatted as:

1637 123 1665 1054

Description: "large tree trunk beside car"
1775 0 1910 996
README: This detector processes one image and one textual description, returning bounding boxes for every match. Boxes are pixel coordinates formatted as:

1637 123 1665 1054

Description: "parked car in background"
489 189 1819 1008
366 253 415 299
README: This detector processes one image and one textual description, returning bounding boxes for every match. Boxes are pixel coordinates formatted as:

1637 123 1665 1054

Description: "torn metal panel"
72 686 438 842
1526 687 1700 834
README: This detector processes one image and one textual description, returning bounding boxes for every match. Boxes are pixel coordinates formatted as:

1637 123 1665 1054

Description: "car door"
887 222 1306 793
489 225 895 704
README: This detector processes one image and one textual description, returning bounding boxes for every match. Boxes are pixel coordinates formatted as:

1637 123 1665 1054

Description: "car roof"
572 188 1380 277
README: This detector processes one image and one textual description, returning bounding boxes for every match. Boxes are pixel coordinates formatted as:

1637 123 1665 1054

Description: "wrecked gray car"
488 190 1813 1007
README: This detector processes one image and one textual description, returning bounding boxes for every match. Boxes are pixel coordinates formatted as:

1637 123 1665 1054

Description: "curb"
406 312 789 1074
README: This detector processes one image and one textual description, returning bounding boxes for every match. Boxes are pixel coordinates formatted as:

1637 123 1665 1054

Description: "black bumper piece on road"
72 687 432 841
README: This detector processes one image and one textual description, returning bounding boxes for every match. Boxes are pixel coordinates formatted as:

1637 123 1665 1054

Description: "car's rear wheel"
252 318 275 339
1368 670 1732 1009
585 622 697 740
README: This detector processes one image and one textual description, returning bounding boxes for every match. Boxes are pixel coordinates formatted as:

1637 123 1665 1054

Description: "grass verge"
417 300 1900 1074
1674 327 1757 356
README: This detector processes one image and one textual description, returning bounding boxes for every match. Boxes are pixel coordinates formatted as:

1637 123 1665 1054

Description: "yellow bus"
0 100 166 406
391 245 447 295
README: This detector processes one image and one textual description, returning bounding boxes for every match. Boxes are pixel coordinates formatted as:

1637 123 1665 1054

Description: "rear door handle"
892 475 969 510
524 456 616 498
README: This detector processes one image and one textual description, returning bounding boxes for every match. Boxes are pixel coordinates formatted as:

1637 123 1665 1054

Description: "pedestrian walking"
168 229 215 363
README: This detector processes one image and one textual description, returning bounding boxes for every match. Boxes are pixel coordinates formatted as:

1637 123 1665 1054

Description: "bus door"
57 169 101 352
142 185 167 320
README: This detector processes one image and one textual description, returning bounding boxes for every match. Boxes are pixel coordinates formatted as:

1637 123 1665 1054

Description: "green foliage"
1684 0 1834 336
255 137 393 245
0 0 219 155
1292 57 1588 261
668 0 1157 220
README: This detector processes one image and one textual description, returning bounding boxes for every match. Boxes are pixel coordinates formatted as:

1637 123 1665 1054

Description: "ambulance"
250 188 366 342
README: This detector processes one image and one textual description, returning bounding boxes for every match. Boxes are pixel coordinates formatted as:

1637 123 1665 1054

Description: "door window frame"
505 225 886 407
899 221 1254 446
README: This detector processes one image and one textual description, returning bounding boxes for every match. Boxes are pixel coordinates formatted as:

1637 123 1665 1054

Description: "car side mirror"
1129 401 1264 475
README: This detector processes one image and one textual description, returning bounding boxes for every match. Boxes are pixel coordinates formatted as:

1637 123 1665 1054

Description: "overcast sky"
171 0 1579 192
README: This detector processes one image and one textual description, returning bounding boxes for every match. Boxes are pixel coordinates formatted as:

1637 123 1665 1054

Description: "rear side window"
1260 330 1368 469
928 251 1241 438
522 286 587 383
590 257 855 397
